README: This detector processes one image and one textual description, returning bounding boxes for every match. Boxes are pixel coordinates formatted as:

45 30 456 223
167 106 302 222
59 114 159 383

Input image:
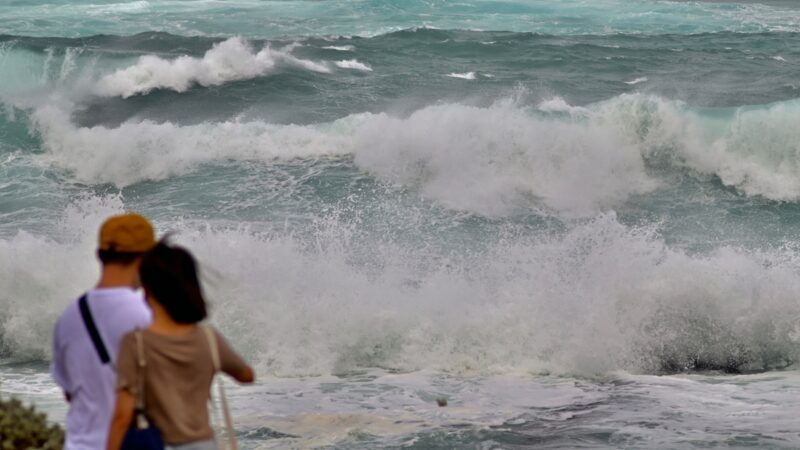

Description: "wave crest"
95 37 330 98
29 98 657 217
3 197 800 377
595 94 800 202
22 94 800 216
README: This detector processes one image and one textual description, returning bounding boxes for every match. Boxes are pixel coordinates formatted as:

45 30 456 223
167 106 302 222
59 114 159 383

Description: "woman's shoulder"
205 325 236 349
140 326 211 349
120 328 141 343
122 327 147 339
117 328 143 359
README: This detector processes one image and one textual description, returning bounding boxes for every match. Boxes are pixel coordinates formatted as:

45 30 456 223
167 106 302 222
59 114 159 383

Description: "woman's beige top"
116 327 249 445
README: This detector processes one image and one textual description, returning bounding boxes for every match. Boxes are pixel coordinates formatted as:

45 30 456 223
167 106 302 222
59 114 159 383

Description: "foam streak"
95 37 330 98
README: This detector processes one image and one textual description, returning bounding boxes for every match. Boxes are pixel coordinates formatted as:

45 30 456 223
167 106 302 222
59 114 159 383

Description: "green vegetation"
0 397 64 450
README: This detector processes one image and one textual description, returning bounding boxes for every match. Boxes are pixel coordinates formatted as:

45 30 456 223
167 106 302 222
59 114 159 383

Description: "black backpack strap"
78 294 111 364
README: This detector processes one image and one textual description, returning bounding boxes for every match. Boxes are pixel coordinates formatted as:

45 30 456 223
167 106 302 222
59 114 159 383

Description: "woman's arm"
232 365 255 383
106 390 136 450
214 330 255 383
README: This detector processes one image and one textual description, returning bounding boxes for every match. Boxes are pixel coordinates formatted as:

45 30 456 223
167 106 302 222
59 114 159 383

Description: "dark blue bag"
121 410 163 450
120 331 164 450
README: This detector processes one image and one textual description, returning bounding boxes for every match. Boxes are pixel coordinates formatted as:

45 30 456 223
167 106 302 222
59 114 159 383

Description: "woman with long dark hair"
107 241 254 450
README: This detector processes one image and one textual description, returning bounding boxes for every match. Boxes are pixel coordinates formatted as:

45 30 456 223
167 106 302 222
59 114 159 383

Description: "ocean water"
3 0 800 448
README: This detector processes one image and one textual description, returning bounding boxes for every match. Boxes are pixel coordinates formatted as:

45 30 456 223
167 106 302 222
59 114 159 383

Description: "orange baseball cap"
98 213 156 253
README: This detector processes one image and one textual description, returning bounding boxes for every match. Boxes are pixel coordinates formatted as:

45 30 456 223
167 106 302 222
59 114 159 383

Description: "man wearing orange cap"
52 213 156 450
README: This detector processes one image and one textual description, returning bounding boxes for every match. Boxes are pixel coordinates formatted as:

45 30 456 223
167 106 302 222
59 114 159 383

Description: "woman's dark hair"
139 240 207 324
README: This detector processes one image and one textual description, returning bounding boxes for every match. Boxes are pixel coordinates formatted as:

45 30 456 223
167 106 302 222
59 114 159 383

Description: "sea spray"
594 94 800 201
0 195 124 359
3 195 800 376
184 213 800 376
95 37 330 98
23 94 800 216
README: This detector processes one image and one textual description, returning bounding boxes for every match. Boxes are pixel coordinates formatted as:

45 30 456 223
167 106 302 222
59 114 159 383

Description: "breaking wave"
2 195 800 377
18 94 800 216
95 37 331 98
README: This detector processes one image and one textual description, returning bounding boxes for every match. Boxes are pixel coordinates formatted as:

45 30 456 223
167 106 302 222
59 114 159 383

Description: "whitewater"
3 0 800 448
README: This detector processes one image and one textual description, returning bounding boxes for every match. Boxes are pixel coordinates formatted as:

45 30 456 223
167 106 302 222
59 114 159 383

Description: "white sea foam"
594 94 800 202
773 55 787 62
98 215 800 376
58 47 83 82
349 100 655 216
27 94 800 215
31 99 655 217
624 77 648 85
334 59 372 71
0 194 123 360
447 71 476 80
30 104 352 187
85 1 150 15
3 196 800 377
323 45 355 52
95 37 330 98
537 96 589 115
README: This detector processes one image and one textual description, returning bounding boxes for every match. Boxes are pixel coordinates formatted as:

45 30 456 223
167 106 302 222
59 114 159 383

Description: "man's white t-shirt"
51 288 152 450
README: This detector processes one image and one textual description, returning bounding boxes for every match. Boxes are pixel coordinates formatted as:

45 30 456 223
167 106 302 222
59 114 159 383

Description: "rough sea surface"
2 0 800 448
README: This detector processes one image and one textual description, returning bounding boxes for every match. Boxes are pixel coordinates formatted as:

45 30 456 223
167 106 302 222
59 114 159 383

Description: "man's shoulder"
58 289 150 334
54 295 83 336
90 287 146 309
89 288 151 327
88 287 140 301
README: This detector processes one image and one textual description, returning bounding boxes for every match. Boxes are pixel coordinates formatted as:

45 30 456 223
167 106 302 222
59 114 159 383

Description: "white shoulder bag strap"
203 325 238 450
134 330 149 428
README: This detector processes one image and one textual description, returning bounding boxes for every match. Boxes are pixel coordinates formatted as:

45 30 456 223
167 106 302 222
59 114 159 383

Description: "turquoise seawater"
3 0 800 448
